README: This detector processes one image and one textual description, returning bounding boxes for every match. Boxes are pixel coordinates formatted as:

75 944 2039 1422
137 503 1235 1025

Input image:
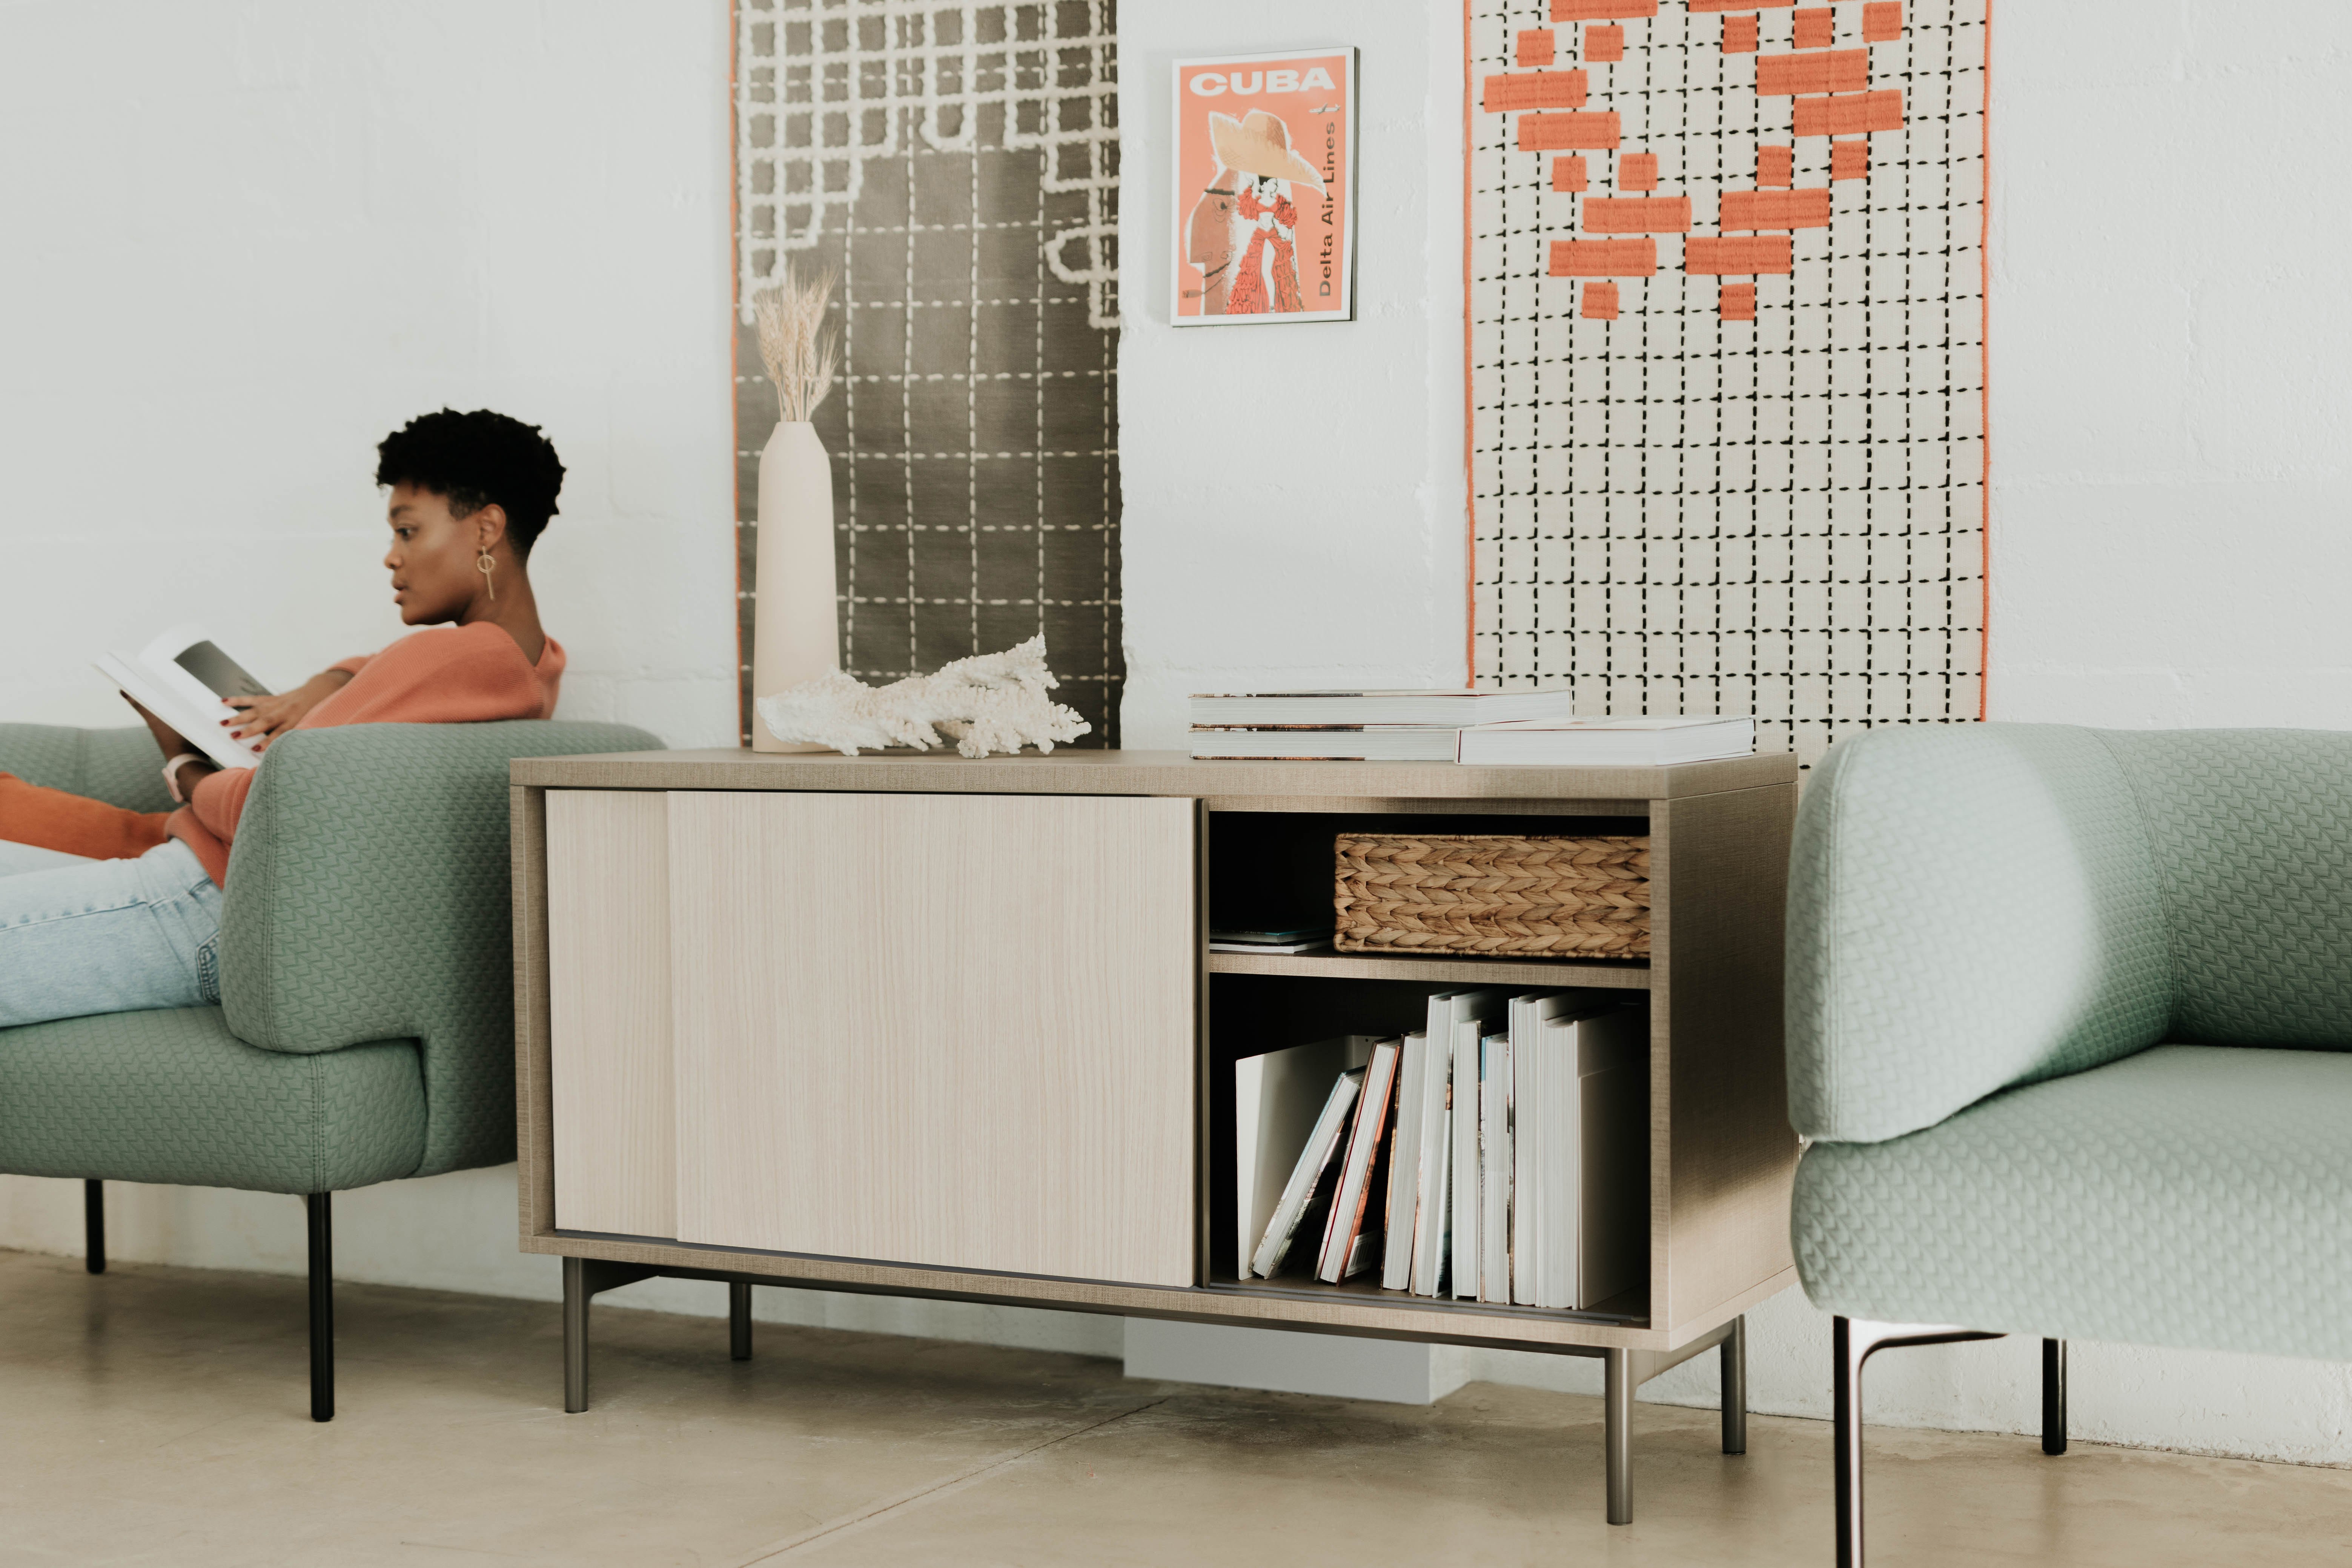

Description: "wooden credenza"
511 748 1800 1525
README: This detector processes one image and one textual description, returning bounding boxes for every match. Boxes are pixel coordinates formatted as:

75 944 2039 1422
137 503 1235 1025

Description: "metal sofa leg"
306 1193 333 1423
730 1281 754 1362
2043 1339 2068 1457
1604 1347 1633 1526
1721 1315 1748 1455
1834 1318 2006 1568
84 1180 104 1275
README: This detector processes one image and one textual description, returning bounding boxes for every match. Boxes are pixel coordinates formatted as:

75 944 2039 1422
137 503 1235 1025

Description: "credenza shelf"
512 746 1800 1525
1203 1272 1649 1330
1207 948 1653 989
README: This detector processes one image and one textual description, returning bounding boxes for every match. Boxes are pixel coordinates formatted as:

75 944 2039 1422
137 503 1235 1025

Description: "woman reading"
0 409 568 1028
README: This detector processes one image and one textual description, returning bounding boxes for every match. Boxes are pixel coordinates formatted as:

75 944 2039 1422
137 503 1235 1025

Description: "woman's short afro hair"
375 409 565 558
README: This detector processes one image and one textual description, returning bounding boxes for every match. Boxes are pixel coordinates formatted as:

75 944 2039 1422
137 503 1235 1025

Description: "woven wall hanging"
731 1 1123 746
1466 0 1989 766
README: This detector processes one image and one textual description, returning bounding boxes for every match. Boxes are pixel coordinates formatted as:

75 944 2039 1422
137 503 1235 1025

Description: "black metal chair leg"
84 1179 104 1275
2043 1339 2068 1456
1721 1314 1747 1455
730 1281 753 1361
306 1193 333 1422
1834 1318 1865 1568
1834 1319 2008 1568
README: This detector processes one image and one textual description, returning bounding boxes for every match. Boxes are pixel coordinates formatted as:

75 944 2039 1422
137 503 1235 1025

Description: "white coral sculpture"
755 635 1092 759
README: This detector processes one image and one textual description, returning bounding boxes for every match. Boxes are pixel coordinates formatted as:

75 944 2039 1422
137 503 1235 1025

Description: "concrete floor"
4 1250 2350 1566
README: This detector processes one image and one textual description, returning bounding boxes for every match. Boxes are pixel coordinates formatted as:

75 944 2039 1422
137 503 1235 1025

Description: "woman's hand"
222 669 352 752
125 695 193 762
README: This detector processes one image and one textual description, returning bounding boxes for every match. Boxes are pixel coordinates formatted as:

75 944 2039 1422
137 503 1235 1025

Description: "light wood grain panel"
668 792 1198 1287
512 746 1798 802
545 791 677 1237
1650 783 1800 1332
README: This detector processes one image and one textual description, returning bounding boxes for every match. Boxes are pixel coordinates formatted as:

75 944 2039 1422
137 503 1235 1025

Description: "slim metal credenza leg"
1604 1347 1633 1525
563 1257 591 1413
1721 1315 1748 1456
730 1281 754 1361
2042 1339 2068 1457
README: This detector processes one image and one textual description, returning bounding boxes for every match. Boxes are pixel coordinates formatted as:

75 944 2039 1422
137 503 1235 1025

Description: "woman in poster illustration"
1193 109 1326 316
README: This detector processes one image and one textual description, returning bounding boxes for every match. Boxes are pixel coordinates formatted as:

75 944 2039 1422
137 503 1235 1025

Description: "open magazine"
95 624 272 772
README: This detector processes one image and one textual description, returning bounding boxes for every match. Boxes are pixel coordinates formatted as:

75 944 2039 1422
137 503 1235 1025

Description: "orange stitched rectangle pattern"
1519 110 1624 151
1484 70 1590 112
1688 0 1793 9
1862 2 1903 42
1793 7 1835 48
1722 15 1759 52
1831 140 1870 180
1516 28 1558 66
1720 189 1833 229
1758 145 1795 186
1584 196 1693 233
1552 155 1591 192
1686 235 1794 275
1586 24 1626 61
1618 152 1660 190
1550 238 1659 277
1793 90 1905 136
1757 49 1871 95
1582 281 1622 319
1550 0 1656 17
1721 284 1759 321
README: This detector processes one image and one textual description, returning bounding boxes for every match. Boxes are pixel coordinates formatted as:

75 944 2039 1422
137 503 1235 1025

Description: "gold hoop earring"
477 548 498 600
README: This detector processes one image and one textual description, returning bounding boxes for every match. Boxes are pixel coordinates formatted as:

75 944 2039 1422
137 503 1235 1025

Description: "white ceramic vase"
750 421 840 753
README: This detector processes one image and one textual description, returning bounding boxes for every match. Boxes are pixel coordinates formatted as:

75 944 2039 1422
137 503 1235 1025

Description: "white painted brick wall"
4 0 2350 1468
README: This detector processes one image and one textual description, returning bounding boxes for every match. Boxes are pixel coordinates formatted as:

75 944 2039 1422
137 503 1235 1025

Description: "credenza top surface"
510 746 1799 801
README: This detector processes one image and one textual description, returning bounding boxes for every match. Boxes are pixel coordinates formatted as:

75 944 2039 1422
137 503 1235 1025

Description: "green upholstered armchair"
0 718 658 1419
1787 723 2352 1565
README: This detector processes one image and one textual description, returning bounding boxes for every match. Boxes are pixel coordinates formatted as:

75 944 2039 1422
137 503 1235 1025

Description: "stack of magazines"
1189 690 1757 766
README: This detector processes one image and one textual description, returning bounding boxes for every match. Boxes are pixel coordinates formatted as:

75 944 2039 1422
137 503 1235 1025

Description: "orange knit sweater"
167 624 565 886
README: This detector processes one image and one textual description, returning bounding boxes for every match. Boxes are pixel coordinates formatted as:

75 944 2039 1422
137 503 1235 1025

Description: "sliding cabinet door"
667 792 1198 1287
545 789 676 1237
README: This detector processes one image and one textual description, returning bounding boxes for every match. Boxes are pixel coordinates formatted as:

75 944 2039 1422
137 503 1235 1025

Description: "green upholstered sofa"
0 718 657 1419
1787 723 2352 1565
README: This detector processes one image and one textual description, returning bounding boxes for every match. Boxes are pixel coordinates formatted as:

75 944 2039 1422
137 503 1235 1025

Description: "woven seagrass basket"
1332 834 1651 959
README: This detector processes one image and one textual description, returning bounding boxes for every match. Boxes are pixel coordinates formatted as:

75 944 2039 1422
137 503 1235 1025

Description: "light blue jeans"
0 838 224 1028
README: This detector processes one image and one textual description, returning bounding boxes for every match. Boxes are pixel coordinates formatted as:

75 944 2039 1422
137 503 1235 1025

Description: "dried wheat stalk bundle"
752 263 839 423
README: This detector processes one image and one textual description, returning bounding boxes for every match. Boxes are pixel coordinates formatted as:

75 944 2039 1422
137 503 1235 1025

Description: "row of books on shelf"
1237 989 1646 1311
1189 689 1756 765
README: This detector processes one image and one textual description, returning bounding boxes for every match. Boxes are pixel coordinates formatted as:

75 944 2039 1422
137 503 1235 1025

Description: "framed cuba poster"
1171 48 1358 326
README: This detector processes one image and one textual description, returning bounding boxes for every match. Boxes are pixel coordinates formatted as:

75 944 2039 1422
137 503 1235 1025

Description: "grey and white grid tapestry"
1469 0 1987 766
733 0 1122 745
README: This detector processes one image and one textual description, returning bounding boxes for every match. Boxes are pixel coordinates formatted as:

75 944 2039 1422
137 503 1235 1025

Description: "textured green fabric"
1787 725 2174 1143
2098 728 2352 1048
0 1007 426 1193
1794 1045 2352 1361
1 719 659 1193
218 721 657 1177
0 724 175 811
